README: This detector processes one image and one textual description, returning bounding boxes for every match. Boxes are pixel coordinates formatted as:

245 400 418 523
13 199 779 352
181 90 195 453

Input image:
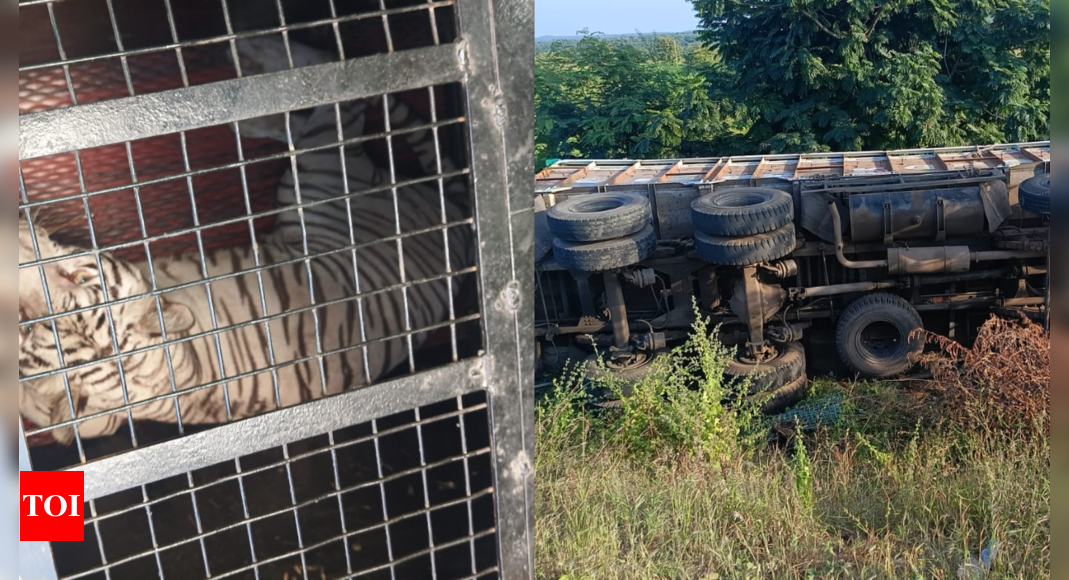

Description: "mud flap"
979 180 1013 233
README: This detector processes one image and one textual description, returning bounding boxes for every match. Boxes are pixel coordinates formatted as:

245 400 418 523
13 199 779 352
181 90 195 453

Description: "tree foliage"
534 1 1049 168
535 33 743 169
694 0 1049 152
535 32 701 54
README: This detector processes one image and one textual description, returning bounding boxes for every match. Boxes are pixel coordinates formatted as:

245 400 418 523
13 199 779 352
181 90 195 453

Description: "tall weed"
538 307 763 465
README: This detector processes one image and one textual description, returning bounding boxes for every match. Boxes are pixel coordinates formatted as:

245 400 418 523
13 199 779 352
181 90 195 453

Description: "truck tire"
694 223 797 266
553 225 657 272
725 341 806 395
836 293 924 378
547 193 652 242
1019 174 1050 215
691 187 794 236
585 349 669 403
757 375 809 415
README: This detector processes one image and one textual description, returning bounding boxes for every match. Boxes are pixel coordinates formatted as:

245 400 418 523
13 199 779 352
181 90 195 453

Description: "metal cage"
19 0 534 578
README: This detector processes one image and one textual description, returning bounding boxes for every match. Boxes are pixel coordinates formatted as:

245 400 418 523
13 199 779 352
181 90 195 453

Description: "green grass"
535 321 1050 579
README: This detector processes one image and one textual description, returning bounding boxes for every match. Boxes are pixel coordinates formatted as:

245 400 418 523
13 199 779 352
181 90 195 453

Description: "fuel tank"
847 183 1005 244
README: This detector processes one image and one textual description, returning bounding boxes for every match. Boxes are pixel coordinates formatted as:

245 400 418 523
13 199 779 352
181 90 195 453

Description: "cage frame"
18 0 535 577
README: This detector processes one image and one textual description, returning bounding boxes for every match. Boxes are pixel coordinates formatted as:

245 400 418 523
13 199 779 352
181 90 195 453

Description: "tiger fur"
18 38 474 445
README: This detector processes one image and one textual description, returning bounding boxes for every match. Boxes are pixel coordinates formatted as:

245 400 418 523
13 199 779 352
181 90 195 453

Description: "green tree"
654 36 684 64
691 0 1050 153
535 34 740 169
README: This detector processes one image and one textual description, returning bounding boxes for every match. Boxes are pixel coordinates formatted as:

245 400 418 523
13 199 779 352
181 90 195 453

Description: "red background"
20 471 86 542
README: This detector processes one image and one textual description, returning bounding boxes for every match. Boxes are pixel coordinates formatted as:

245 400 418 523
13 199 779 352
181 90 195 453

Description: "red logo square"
20 471 85 542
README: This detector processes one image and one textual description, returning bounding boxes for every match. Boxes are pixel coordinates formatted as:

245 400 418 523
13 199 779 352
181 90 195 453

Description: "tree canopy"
535 33 742 169
695 0 1049 152
534 1 1049 169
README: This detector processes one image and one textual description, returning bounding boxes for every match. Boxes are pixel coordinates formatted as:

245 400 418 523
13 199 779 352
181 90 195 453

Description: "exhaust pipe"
829 202 1046 274
829 202 888 269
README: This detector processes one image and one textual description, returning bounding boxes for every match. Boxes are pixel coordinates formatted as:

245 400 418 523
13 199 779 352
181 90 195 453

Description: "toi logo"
20 471 85 542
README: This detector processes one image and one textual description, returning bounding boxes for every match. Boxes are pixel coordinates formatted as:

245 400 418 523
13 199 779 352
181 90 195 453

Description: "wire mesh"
20 0 459 115
19 0 482 470
40 393 498 580
20 0 532 577
20 86 482 467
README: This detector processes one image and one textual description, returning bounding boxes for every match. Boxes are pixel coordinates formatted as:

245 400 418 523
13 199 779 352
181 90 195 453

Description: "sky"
535 0 700 37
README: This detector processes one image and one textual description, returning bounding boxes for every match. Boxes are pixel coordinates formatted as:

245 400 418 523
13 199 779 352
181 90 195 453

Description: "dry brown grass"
913 315 1050 434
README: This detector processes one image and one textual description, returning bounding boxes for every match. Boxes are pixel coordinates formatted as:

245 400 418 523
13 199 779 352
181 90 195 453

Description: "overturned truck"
534 143 1051 412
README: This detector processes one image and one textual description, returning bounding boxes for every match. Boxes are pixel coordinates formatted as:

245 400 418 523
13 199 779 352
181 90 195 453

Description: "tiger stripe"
18 39 473 445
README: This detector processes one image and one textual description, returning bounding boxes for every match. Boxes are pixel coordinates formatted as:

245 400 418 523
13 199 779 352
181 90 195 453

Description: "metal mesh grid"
20 83 482 467
19 86 468 255
41 392 498 580
20 0 459 115
20 0 534 577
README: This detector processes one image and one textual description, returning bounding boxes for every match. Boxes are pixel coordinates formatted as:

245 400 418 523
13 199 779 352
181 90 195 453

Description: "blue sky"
535 0 700 37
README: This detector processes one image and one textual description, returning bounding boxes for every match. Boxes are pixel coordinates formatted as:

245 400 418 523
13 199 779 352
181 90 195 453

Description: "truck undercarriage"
535 143 1051 411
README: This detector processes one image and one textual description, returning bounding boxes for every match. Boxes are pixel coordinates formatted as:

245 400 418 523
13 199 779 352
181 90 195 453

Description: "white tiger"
19 38 474 445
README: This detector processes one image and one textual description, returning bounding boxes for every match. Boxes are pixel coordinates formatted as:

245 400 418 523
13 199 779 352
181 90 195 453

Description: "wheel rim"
855 320 905 363
712 191 771 208
604 350 654 372
1039 177 1050 189
587 351 658 402
737 344 779 366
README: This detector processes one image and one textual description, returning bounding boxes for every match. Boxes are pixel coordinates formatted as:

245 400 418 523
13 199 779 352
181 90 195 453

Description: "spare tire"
547 193 652 242
585 349 670 402
553 224 657 272
1019 174 1050 215
725 341 806 395
756 375 809 415
691 187 794 236
836 293 924 378
694 223 797 266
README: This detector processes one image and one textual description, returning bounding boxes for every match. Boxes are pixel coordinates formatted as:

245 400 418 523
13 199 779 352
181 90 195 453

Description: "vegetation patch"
536 0 1049 169
914 315 1050 436
536 316 1050 579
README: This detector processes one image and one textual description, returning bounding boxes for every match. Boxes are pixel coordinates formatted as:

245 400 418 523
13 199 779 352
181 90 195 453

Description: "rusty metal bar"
653 160 683 183
796 280 903 299
606 161 642 186
553 162 597 188
933 153 952 171
751 157 768 180
701 157 729 183
538 142 1050 189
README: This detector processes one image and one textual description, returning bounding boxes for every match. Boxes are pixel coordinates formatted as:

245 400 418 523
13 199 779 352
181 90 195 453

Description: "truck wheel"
725 341 806 395
1019 174 1050 215
585 349 669 403
547 193 652 242
836 293 924 378
553 225 657 272
694 223 797 266
691 187 794 236
756 375 809 415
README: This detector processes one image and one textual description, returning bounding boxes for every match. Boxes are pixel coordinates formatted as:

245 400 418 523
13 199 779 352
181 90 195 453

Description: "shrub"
537 307 762 466
913 315 1049 435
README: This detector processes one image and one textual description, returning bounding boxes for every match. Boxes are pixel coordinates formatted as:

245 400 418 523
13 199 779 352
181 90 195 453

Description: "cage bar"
20 1 533 578
21 44 465 160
